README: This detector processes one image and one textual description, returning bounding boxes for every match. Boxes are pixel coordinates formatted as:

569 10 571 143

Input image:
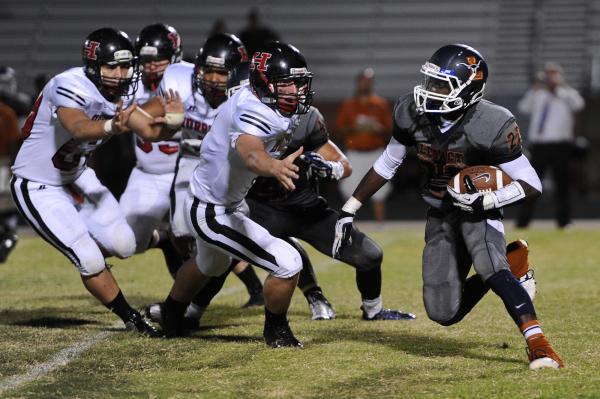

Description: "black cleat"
0 233 18 263
242 292 265 308
361 307 416 321
124 311 160 337
145 302 200 333
263 322 303 348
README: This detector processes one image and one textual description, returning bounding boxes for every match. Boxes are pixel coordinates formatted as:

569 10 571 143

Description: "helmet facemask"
96 50 139 100
268 73 313 117
414 61 485 114
139 49 171 91
195 64 231 108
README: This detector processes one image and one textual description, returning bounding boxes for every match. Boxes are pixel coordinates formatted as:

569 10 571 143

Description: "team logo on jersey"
84 41 101 60
251 52 272 72
167 32 181 50
458 56 484 80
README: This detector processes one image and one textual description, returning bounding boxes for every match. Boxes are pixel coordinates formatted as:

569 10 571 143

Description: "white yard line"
0 330 112 395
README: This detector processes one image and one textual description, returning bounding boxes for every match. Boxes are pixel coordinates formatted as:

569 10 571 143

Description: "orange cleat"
527 333 564 370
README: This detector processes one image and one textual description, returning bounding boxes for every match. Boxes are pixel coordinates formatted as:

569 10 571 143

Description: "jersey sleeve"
488 120 523 164
50 75 89 110
302 107 329 152
231 104 279 144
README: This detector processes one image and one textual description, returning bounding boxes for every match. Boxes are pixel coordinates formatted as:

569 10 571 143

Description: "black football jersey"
247 106 329 208
393 93 522 208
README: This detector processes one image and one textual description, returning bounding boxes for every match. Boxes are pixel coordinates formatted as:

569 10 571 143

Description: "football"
449 165 512 194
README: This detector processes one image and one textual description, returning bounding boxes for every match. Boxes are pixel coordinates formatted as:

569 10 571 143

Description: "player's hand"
160 89 184 114
273 146 303 191
300 151 344 180
447 176 488 213
332 210 355 258
111 99 137 134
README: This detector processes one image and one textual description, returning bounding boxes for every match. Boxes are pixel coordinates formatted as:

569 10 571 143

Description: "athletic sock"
362 295 383 319
236 265 263 296
356 266 382 300
265 308 287 326
105 290 135 322
163 294 189 320
520 319 544 342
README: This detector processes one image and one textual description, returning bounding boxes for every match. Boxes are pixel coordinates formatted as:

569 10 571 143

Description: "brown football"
448 165 512 194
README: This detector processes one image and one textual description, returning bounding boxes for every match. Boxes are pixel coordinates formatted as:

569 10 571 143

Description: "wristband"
165 112 184 130
341 196 362 215
103 119 115 136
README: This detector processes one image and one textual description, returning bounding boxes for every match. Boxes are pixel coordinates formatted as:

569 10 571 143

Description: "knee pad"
423 284 461 325
107 220 136 259
268 239 302 278
340 231 382 271
71 234 106 276
195 251 232 277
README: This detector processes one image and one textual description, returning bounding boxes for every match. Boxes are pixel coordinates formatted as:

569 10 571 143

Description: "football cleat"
145 302 200 333
0 233 18 263
263 322 303 348
362 306 416 321
527 333 564 370
242 292 265 308
124 311 160 337
507 239 536 301
306 291 336 320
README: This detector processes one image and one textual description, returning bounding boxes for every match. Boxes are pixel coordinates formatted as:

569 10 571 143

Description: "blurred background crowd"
1 0 599 225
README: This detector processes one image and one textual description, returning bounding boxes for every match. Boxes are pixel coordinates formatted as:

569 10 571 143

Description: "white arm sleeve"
372 137 407 180
499 154 542 193
556 86 585 112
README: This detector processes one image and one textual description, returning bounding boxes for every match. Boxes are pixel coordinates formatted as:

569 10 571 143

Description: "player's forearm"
352 168 389 203
69 118 114 140
241 147 277 177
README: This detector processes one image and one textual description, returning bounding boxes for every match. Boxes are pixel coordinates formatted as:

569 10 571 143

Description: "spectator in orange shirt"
336 68 392 221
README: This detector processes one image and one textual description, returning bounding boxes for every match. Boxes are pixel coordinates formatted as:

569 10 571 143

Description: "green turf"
1 226 599 398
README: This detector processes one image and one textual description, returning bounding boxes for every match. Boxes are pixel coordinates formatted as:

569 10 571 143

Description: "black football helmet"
414 43 488 115
193 33 248 108
82 28 139 100
135 23 182 90
226 61 251 98
249 42 313 116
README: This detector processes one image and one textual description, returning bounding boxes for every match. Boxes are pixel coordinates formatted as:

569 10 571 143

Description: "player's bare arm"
127 88 184 141
57 99 137 140
317 140 352 179
236 134 302 191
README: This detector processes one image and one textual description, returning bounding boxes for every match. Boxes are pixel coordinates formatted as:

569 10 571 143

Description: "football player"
164 61 416 326
139 32 263 309
333 44 563 370
10 28 182 335
158 42 313 347
119 23 183 268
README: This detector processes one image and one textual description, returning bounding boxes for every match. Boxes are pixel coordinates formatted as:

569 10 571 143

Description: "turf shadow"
11 316 101 328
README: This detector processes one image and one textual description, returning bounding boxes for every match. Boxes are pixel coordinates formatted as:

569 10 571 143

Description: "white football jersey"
158 62 223 158
12 67 134 185
190 86 297 205
131 83 179 175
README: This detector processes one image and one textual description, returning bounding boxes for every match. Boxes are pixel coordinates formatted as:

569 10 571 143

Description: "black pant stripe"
189 198 273 273
169 154 182 220
205 203 277 265
12 177 82 268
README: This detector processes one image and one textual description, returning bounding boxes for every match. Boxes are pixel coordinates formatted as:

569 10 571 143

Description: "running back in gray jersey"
392 93 522 207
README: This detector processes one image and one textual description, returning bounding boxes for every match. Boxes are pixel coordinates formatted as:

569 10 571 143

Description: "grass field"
1 223 600 398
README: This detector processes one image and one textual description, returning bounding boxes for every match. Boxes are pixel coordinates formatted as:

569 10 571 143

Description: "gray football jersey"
393 93 522 206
